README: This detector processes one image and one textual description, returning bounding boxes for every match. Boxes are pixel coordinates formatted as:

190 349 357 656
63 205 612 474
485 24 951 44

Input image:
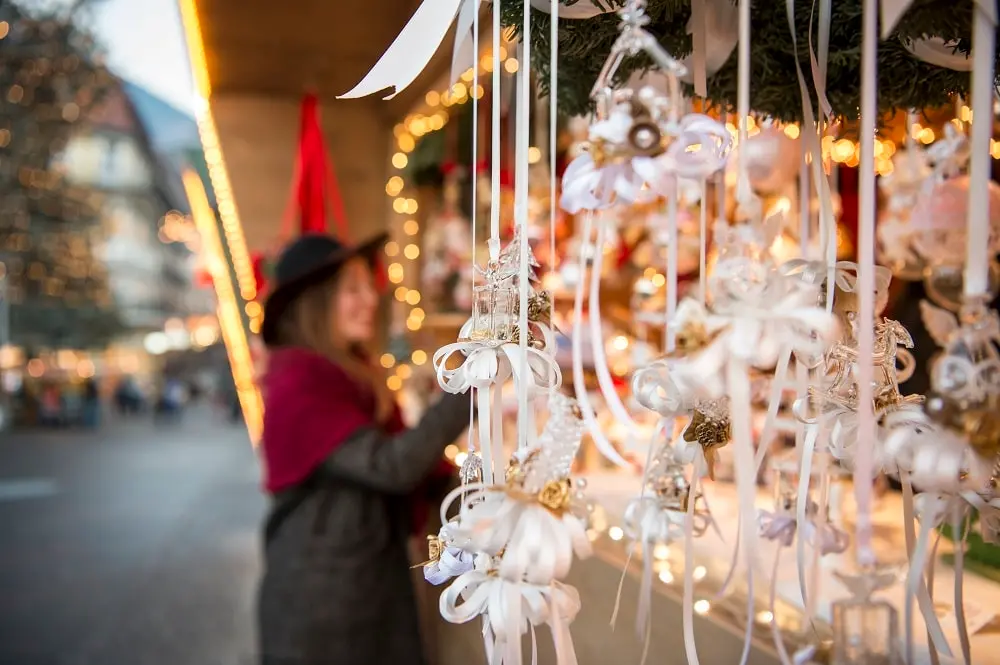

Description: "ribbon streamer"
338 0 481 99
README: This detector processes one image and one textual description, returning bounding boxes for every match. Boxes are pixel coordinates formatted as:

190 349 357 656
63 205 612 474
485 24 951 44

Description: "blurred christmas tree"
0 0 120 350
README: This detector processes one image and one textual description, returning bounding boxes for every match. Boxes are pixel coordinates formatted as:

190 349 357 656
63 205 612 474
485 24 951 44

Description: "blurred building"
52 78 218 385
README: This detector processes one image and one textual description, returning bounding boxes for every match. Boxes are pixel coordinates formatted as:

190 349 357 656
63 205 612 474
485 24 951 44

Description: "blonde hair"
272 273 393 423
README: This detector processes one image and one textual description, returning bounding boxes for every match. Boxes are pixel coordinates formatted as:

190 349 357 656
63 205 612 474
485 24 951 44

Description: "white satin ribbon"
965 1 998 297
338 0 482 99
572 211 629 467
441 561 581 665
632 358 690 418
590 221 640 433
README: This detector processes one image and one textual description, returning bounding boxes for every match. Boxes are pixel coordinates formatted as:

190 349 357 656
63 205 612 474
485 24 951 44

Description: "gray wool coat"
257 390 469 665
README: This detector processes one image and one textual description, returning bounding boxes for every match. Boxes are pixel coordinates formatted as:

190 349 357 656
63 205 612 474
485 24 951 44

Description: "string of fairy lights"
179 0 264 444
378 46 518 394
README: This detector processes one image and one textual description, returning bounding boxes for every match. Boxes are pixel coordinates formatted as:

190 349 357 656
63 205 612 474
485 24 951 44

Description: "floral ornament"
660 265 839 401
440 395 592 586
559 0 731 214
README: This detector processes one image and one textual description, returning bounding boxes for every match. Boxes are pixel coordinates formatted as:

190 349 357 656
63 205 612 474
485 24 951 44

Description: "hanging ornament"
828 570 902 665
680 398 732 481
904 124 1000 309
437 394 591 665
559 1 731 214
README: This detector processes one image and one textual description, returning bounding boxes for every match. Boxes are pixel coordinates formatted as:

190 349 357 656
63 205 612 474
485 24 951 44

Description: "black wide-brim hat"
260 232 387 346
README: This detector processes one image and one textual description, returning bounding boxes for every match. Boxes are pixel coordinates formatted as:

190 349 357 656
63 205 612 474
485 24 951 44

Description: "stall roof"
188 0 457 250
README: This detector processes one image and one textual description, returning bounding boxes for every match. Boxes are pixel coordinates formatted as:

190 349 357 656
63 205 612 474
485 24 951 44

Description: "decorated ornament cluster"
343 0 1000 663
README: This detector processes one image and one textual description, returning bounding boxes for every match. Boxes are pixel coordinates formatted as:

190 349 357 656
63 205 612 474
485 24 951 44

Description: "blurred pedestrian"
39 383 62 427
81 377 100 428
256 233 468 665
155 377 186 425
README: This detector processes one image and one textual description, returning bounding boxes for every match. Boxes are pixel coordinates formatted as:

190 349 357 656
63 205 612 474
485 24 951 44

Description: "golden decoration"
683 408 732 480
427 534 442 563
537 479 573 513
963 407 1000 460
503 452 573 515
672 319 714 356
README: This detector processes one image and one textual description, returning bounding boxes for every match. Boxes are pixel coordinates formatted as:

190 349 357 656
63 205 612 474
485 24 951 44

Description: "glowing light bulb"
694 600 711 615
608 526 624 541
380 353 396 369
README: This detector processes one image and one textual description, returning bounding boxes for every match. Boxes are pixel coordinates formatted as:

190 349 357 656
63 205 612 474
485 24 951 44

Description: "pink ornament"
910 175 1000 233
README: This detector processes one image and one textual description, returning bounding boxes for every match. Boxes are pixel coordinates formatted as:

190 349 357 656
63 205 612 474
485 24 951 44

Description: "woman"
257 233 470 665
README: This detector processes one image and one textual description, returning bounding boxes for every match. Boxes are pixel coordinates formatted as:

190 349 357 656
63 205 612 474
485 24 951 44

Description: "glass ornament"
467 280 517 344
921 259 1000 313
830 597 900 665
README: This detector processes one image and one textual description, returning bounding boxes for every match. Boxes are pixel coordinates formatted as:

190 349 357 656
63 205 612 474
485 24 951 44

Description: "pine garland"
500 0 1000 122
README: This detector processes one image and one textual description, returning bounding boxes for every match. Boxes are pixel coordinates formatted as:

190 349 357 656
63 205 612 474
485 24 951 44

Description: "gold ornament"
963 406 1000 460
683 408 731 480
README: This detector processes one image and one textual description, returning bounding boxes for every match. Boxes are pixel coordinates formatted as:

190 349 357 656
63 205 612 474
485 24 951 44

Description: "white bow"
631 358 690 418
434 322 561 396
338 0 484 99
623 495 709 544
440 562 582 665
707 266 838 370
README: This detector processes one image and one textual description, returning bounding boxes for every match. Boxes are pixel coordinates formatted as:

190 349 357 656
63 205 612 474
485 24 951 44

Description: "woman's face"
331 258 379 344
